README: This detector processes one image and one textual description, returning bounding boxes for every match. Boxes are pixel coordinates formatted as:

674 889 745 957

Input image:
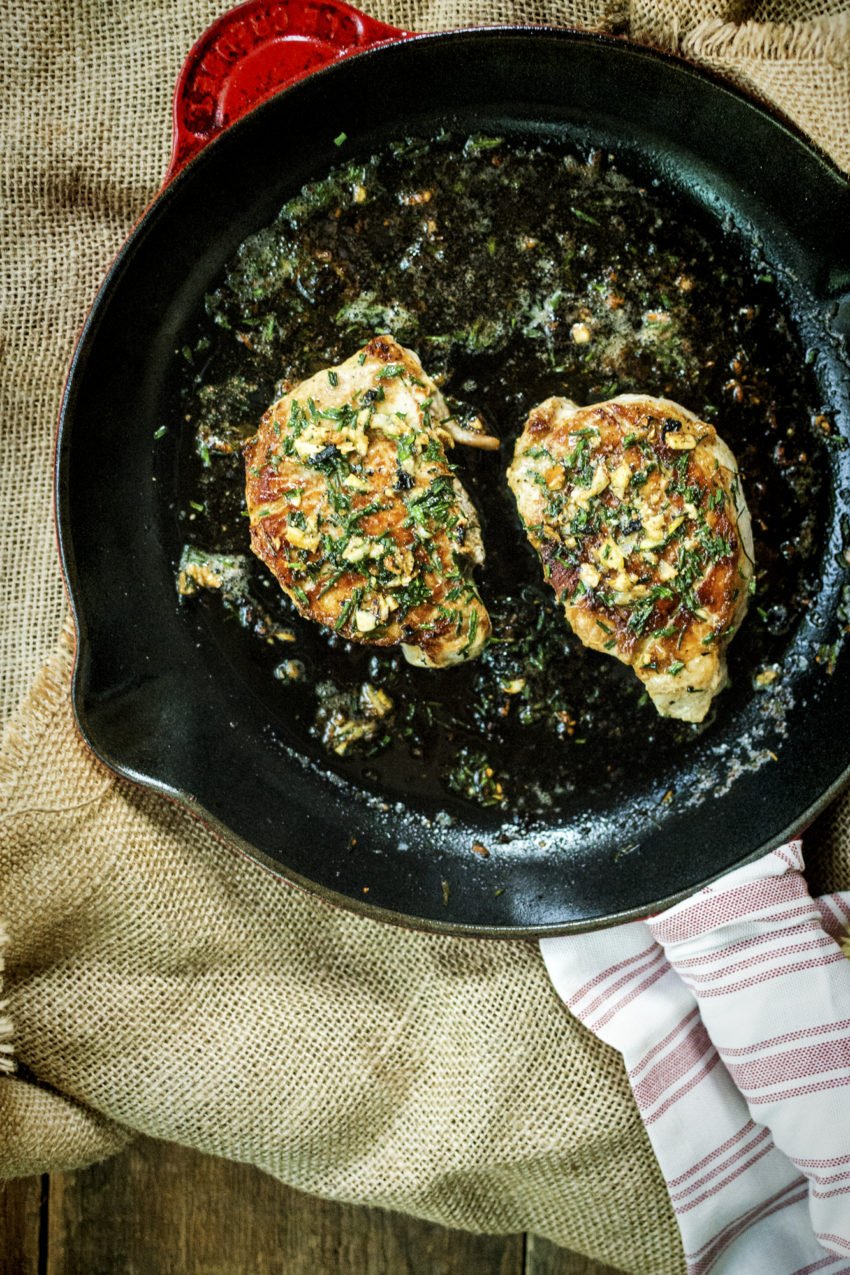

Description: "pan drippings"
173 134 828 818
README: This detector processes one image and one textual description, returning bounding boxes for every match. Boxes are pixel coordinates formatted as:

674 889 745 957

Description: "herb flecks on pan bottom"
173 133 828 814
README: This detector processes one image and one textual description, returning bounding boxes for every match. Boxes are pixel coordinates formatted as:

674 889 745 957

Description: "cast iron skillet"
56 1 850 935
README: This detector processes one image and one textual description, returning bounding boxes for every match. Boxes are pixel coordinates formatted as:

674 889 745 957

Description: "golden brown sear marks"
244 336 492 667
507 394 754 721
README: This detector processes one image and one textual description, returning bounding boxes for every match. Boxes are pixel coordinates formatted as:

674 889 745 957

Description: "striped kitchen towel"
541 842 850 1274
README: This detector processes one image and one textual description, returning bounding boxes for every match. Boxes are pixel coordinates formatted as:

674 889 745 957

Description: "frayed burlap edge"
646 11 850 178
684 13 850 62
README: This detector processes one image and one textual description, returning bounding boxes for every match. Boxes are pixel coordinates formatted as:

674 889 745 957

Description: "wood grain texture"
526 1233 627 1275
0 1173 44 1275
44 1138 526 1275
35 1139 628 1274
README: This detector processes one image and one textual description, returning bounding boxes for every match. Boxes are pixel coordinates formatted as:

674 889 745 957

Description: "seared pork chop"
244 336 497 668
507 394 753 721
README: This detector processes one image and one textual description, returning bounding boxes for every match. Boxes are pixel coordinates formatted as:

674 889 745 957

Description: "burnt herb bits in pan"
173 133 828 815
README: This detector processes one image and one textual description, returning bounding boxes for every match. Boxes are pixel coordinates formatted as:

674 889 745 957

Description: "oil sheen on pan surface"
170 134 838 899
57 32 850 933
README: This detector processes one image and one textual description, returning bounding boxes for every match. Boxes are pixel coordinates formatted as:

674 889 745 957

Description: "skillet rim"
55 24 850 937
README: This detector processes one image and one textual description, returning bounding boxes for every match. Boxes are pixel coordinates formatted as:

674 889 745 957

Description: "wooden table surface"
2 1140 625 1274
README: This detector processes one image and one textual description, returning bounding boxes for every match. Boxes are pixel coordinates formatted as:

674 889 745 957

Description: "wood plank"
0 1173 44 1275
526 1233 627 1275
45 1136 526 1275
269 1181 525 1275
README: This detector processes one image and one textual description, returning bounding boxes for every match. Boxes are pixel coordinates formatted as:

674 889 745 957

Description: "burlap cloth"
2 3 849 1272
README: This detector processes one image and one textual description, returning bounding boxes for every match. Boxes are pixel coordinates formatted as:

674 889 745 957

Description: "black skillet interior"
57 29 850 935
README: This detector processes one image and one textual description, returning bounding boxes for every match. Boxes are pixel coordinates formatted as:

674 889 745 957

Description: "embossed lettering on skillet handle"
166 0 413 183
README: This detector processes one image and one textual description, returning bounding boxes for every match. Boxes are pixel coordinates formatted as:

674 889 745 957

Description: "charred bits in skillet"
170 133 829 821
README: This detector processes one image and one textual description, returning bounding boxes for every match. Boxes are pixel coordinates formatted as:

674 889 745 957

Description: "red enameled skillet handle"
166 0 413 184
